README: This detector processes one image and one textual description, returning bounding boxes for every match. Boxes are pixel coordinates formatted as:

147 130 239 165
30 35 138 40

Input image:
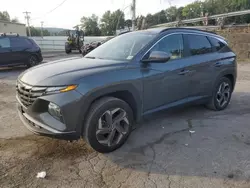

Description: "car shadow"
103 91 250 180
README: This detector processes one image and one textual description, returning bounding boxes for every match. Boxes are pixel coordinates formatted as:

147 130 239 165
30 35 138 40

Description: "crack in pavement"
133 128 190 152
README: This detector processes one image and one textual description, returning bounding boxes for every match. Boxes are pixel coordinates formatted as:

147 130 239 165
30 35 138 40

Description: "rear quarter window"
208 37 227 52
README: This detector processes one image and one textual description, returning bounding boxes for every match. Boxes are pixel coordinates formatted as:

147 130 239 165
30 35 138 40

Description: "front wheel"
206 77 233 111
84 97 133 153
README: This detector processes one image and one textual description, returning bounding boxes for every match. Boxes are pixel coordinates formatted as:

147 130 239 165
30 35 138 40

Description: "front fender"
75 68 143 134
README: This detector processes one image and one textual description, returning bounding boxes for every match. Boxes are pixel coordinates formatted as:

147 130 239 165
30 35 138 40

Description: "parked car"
16 28 237 153
81 41 102 56
0 33 43 67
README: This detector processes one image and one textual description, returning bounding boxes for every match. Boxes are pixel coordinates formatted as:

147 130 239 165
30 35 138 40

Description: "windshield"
85 32 154 61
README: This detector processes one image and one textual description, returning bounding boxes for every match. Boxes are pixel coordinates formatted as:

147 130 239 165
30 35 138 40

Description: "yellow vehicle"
65 30 84 54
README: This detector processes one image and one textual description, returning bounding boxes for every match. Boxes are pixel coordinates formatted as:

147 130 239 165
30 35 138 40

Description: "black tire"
27 55 38 68
206 77 233 111
84 97 133 153
65 49 71 54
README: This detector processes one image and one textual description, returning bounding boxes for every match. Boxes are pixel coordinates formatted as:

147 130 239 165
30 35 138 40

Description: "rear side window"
10 37 32 48
209 37 226 51
0 38 10 48
186 34 213 56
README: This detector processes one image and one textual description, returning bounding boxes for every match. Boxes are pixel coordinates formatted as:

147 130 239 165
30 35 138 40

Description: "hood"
19 57 126 86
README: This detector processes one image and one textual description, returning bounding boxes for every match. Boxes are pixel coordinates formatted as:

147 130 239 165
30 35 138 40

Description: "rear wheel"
84 97 133 153
206 77 232 111
27 55 38 67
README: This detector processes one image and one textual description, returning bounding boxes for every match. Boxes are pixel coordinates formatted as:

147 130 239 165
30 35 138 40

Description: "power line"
46 0 68 15
31 0 68 21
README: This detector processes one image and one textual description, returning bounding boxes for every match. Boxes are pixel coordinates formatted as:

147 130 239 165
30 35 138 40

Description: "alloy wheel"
216 82 231 108
96 108 130 147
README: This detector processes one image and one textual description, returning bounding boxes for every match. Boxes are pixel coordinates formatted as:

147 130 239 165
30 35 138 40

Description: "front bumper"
18 105 79 140
16 89 83 140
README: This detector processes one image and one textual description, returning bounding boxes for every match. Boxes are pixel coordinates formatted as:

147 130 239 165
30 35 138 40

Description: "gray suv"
16 28 237 153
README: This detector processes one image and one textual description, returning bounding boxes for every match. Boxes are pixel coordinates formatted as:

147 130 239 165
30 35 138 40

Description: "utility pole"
131 0 136 31
41 21 44 38
23 11 31 36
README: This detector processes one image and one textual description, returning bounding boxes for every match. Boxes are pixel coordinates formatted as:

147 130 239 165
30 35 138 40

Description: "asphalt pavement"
1 58 250 188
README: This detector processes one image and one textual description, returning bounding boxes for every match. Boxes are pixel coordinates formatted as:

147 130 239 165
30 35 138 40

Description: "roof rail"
0 32 19 37
160 27 217 35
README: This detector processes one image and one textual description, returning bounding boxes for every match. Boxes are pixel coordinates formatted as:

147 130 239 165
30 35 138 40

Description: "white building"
0 20 26 36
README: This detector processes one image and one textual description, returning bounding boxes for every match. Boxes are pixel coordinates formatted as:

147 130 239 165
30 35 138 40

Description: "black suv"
0 33 43 67
17 28 237 153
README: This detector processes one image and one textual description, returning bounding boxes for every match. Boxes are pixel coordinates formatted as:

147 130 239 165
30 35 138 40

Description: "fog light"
48 102 63 121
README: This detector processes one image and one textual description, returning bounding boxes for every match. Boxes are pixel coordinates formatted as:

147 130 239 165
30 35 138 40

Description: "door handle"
178 70 190 75
214 62 222 67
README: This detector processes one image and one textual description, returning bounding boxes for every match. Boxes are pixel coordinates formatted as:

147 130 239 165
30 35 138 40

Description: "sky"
1 0 195 29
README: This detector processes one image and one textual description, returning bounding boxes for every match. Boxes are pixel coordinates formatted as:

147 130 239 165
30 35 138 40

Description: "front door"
142 34 192 113
0 37 12 66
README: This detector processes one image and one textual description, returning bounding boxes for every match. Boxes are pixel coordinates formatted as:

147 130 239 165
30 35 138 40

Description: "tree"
0 11 21 24
26 27 51 36
182 2 204 19
0 11 10 21
80 14 101 36
125 19 132 29
77 0 250 34
100 9 125 35
11 18 19 23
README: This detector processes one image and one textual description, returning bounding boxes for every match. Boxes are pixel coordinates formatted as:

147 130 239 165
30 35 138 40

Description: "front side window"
150 34 184 60
186 34 212 56
0 38 10 48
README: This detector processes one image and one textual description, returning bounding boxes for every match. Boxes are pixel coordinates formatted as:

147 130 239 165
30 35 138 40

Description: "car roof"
134 27 224 40
0 35 29 39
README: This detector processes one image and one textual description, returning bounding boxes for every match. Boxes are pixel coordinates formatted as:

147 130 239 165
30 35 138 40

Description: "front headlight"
45 85 77 95
48 102 63 122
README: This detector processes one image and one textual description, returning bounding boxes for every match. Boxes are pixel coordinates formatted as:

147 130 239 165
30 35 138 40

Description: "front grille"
16 81 46 107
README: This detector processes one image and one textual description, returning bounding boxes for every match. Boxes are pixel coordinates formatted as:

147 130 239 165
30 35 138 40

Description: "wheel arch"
77 84 142 135
212 67 236 94
224 74 235 91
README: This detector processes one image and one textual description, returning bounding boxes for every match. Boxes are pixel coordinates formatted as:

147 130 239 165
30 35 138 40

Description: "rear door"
0 37 12 66
183 34 215 98
208 36 236 88
10 37 32 64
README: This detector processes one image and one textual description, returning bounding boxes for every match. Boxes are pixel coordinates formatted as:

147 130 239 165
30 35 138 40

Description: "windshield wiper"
85 56 96 59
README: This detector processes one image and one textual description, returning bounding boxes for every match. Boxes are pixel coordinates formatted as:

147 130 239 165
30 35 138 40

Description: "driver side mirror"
142 51 171 63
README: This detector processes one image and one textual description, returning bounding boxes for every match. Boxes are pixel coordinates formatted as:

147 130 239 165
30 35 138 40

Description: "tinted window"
150 34 184 60
0 38 10 48
186 35 212 56
209 37 226 51
10 37 32 48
